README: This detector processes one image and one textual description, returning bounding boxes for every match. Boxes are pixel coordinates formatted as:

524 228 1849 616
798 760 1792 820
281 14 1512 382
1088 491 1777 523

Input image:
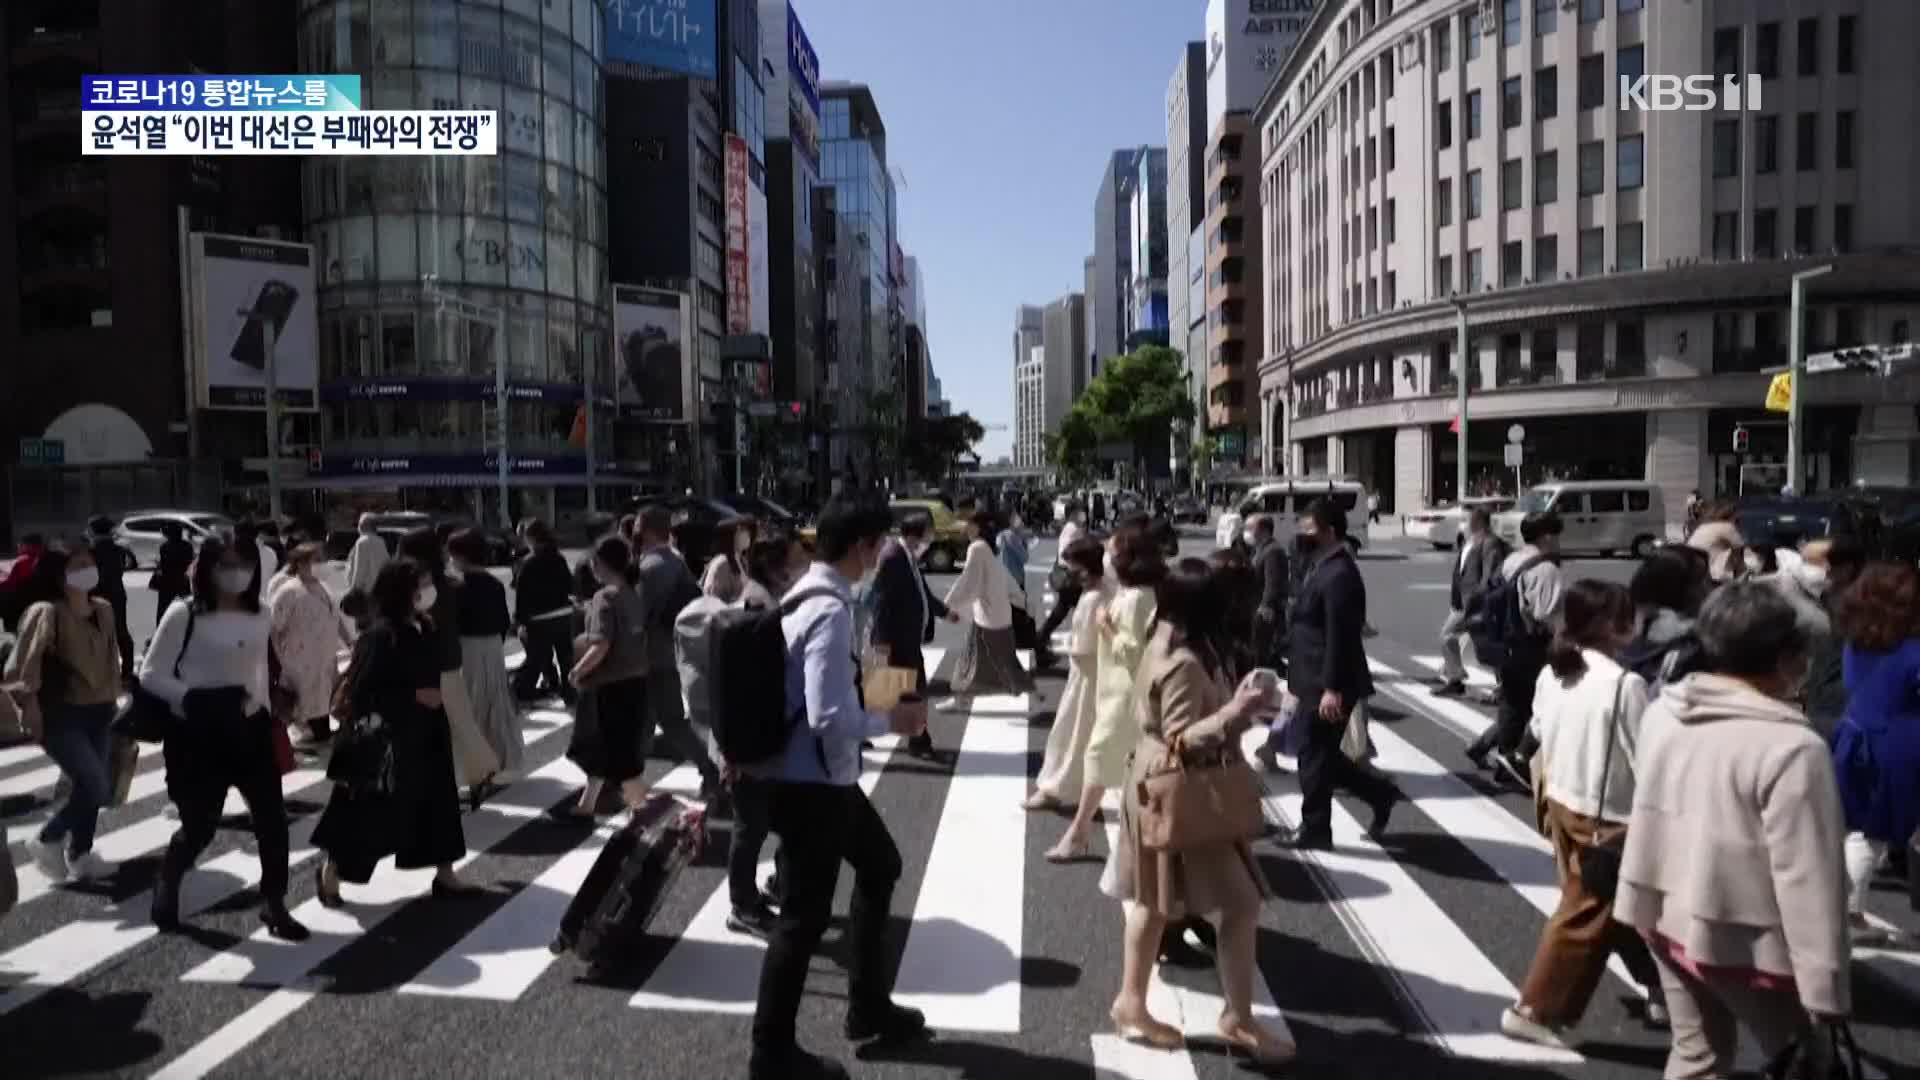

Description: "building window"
1502 240 1524 286
1713 120 1741 178
1532 329 1558 380
1534 0 1556 35
1386 197 1397 242
1712 211 1739 259
1437 254 1454 295
1713 28 1742 79
1385 271 1397 307
1795 205 1817 253
1465 12 1483 61
1835 306 1864 347
1756 116 1778 174
1503 0 1522 45
1467 90 1483 139
1436 100 1453 148
1617 134 1644 190
1466 169 1484 219
1618 45 1645 92
1755 310 1784 368
1498 333 1525 385
1578 55 1605 111
1434 20 1451 70
1836 111 1855 169
1756 22 1781 79
1535 66 1558 119
1367 207 1378 249
1617 222 1643 271
1834 204 1853 253
1578 227 1604 276
1576 321 1605 380
1796 112 1817 171
1366 135 1377 178
1754 208 1778 258
1797 17 1819 77
1466 247 1484 291
1837 15 1856 74
1501 158 1523 210
1502 77 1522 128
1385 125 1396 170
1712 312 1744 373
1619 0 1644 11
1615 319 1647 377
1535 234 1558 279
1535 150 1559 204
1578 140 1604 196
1437 177 1454 226
1579 0 1602 24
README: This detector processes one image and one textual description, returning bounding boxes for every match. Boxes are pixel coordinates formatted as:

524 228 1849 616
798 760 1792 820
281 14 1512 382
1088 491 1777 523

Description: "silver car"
114 510 234 569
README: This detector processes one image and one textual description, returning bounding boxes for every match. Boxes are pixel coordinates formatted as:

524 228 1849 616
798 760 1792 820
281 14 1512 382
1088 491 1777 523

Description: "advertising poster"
189 232 320 411
749 180 770 336
786 3 822 164
605 0 717 79
614 284 689 421
724 133 751 335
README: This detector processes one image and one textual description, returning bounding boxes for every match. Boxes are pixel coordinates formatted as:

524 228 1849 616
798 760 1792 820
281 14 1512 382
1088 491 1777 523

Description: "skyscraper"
1167 41 1210 452
1012 304 1045 467
819 82 894 484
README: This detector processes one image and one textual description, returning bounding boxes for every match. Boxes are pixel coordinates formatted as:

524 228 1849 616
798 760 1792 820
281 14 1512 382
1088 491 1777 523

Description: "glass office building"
820 85 891 395
295 0 613 523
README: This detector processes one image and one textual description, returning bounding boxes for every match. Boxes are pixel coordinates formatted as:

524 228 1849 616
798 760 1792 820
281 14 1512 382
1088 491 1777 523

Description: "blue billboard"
787 4 820 113
606 0 717 80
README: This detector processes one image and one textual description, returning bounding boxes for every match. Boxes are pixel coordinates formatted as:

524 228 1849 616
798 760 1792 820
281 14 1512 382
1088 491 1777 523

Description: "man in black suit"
869 513 955 758
1281 499 1401 851
1248 514 1289 670
1434 506 1509 696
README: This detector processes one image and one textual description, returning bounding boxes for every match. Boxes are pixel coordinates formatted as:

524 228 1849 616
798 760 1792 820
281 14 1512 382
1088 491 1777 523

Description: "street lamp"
422 274 511 528
235 303 283 520
1787 264 1835 495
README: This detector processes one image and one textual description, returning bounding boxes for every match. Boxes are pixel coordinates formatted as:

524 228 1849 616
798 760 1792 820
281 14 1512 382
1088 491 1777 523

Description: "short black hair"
1062 537 1105 578
397 526 446 579
1520 511 1565 544
1696 580 1810 678
593 534 639 586
1468 506 1494 532
898 513 933 541
1250 514 1275 539
88 515 114 536
1630 546 1707 615
1300 497 1348 537
637 506 673 541
814 496 891 562
446 527 490 566
372 558 427 625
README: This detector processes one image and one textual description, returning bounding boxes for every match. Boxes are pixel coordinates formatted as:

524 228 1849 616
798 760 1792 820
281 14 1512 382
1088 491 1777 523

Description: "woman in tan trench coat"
1101 557 1294 1068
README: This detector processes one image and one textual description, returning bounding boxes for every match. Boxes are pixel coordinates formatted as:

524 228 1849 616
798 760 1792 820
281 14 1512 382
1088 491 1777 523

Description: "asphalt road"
2 537 1915 1079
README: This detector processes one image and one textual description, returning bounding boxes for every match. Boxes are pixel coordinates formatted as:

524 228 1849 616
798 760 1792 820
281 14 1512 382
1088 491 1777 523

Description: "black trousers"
1037 578 1082 656
161 710 290 905
752 780 903 1062
1469 649 1546 759
728 775 788 909
514 617 575 700
102 590 134 679
1297 704 1398 840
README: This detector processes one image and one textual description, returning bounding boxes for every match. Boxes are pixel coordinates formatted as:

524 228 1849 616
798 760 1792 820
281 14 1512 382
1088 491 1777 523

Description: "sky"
796 0 1206 463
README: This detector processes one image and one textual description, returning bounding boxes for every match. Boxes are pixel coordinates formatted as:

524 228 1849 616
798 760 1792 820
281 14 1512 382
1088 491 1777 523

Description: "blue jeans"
38 701 115 856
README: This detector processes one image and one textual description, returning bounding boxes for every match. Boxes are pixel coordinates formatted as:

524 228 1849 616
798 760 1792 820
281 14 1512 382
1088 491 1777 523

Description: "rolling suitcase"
550 796 706 975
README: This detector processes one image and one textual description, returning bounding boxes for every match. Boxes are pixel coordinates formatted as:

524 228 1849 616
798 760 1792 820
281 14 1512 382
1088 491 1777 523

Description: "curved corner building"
1254 0 1920 518
295 0 612 525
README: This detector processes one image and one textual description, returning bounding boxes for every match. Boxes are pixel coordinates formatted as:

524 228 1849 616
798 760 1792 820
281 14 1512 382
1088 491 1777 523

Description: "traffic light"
1732 426 1750 453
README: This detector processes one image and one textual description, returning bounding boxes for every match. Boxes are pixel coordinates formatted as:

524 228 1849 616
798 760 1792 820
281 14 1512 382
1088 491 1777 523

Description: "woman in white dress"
701 516 757 603
943 510 1034 701
268 543 352 745
1024 537 1113 811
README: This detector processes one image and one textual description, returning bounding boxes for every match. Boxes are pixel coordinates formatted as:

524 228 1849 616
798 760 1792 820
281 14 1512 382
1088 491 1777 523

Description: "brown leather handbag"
1134 734 1265 852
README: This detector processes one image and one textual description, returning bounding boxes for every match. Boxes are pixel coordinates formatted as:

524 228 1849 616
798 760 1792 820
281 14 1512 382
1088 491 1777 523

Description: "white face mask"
1794 561 1830 596
414 585 438 613
215 568 253 595
1242 529 1259 547
66 567 100 593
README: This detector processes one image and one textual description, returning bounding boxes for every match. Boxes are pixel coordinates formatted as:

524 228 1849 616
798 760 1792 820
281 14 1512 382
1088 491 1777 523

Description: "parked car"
1404 496 1516 550
115 510 235 569
1169 496 1209 526
718 494 801 529
889 498 970 572
1734 497 1861 552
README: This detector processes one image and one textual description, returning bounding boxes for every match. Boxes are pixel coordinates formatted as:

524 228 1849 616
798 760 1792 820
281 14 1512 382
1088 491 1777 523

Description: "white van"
1238 477 1371 545
1492 480 1668 558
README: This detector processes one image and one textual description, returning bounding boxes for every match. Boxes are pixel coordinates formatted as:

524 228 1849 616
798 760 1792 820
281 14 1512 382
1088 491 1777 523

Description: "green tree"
902 411 986 488
1068 345 1195 480
1190 432 1220 486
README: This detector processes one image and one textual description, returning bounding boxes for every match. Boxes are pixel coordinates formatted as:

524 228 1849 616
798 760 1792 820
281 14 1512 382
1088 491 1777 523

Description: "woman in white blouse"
143 535 309 942
701 516 757 603
1023 537 1112 811
942 510 1034 702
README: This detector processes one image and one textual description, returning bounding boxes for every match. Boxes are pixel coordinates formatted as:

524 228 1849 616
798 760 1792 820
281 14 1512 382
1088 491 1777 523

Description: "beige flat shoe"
1111 1006 1183 1050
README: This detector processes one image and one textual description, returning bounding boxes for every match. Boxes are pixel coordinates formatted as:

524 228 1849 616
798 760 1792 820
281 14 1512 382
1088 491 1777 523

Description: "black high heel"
262 904 311 942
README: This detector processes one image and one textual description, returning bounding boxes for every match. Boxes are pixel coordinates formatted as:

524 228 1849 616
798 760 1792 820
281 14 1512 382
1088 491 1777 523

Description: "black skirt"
565 676 648 784
313 703 466 884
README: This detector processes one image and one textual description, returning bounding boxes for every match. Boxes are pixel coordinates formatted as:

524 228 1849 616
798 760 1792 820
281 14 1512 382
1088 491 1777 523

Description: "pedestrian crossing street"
3 640 1917 1078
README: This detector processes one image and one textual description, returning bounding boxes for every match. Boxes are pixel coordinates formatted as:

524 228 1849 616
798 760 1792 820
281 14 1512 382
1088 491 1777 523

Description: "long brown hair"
1546 579 1634 681
1833 562 1920 652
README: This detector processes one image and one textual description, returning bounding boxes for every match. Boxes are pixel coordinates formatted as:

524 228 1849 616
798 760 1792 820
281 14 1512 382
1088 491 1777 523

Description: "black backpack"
709 586 843 766
1470 553 1555 668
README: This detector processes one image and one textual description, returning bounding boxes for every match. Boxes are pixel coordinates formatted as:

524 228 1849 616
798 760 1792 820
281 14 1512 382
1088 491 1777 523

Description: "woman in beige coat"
1101 558 1292 1067
1614 581 1850 1078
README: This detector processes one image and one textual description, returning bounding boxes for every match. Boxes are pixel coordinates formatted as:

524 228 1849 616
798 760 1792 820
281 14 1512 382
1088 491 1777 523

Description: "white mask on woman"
414 584 438 613
1793 560 1830 596
66 567 100 593
216 568 253 595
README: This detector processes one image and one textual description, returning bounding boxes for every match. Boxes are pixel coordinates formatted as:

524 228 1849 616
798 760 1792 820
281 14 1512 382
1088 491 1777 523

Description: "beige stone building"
1254 0 1920 520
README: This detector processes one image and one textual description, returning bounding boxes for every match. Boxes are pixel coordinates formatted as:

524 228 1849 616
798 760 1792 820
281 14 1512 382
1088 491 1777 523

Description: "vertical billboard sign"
188 233 320 411
724 133 752 334
614 284 690 421
1210 0 1315 133
786 4 822 165
605 0 718 79
749 182 771 336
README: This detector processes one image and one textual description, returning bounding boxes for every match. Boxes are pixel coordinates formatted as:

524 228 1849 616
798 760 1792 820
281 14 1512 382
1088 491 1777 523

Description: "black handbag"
1764 1020 1863 1080
324 645 396 796
112 608 195 743
1047 564 1073 595
1576 675 1629 901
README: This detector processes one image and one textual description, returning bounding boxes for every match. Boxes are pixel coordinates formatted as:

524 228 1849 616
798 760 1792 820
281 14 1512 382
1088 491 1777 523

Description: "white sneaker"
66 850 113 880
30 838 70 882
1499 1006 1570 1049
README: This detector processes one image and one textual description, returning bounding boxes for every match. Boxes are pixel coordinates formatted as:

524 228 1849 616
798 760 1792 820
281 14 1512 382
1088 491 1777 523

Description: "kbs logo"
1620 75 1763 112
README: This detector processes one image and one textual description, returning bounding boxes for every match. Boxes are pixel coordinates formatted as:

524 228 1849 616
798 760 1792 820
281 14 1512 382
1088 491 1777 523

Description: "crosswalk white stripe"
1097 798 1203 1076
1249 740 1583 1065
0 762 60 801
0 742 45 770
892 690 1029 1032
625 647 943 1014
1409 653 1497 688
